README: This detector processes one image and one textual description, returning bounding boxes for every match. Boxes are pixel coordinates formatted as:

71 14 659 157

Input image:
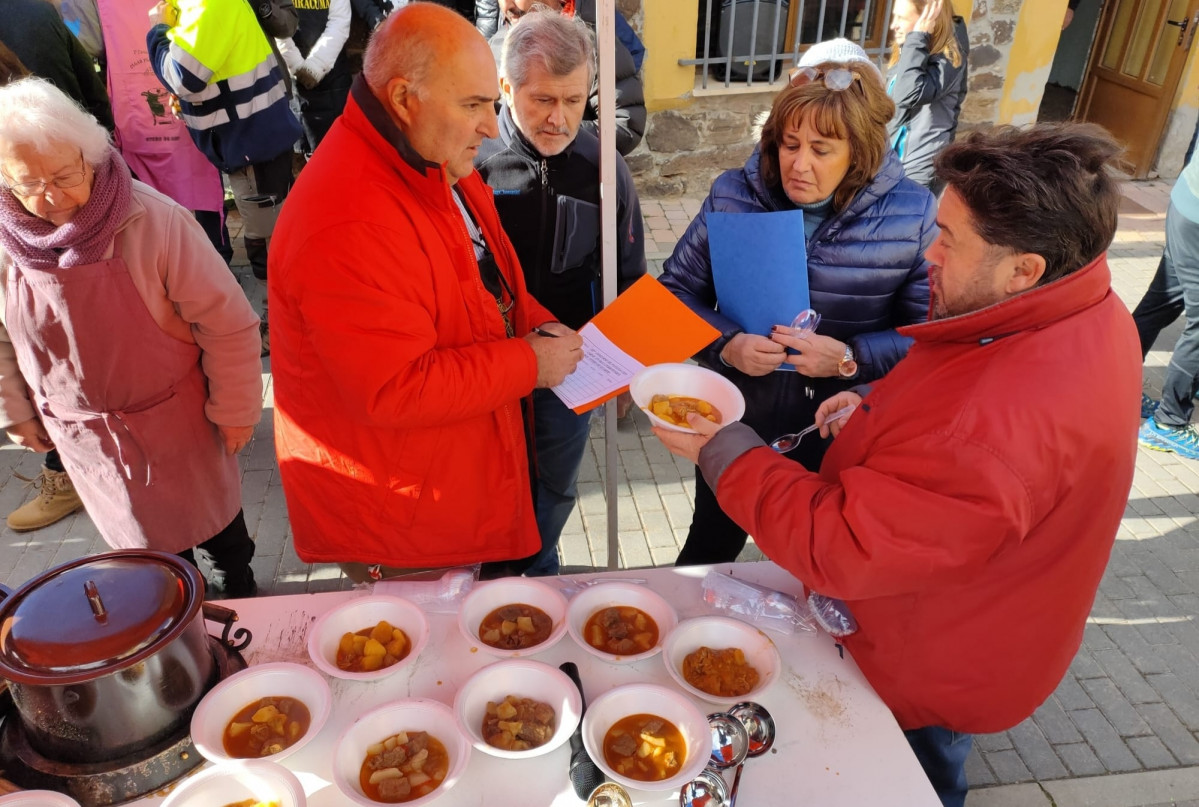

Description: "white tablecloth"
133 562 940 806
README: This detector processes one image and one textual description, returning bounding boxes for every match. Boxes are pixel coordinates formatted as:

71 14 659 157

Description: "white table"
135 562 940 806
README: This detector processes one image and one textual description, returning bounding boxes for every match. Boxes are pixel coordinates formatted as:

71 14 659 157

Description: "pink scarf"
0 146 133 270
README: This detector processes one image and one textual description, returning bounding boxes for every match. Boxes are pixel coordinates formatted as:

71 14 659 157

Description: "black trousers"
675 467 751 566
194 209 235 266
178 510 256 597
44 448 64 473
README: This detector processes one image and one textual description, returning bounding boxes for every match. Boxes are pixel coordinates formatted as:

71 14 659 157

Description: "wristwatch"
838 344 858 378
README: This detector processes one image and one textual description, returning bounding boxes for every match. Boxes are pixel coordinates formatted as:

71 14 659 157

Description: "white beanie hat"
796 38 883 84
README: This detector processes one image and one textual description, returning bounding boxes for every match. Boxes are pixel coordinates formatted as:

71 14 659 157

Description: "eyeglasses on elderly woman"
1 155 88 198
787 66 864 92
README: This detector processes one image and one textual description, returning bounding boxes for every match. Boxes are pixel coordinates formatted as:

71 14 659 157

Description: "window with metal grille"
685 0 894 90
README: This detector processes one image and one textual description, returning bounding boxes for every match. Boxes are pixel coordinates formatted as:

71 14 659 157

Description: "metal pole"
746 0 762 88
597 0 620 570
703 0 715 89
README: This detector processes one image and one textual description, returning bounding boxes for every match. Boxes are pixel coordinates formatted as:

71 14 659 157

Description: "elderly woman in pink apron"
0 77 263 597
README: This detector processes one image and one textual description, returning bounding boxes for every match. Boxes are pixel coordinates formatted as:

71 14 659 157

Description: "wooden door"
1077 0 1199 177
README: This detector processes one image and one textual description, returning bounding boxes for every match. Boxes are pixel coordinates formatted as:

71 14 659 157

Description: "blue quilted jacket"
660 147 936 470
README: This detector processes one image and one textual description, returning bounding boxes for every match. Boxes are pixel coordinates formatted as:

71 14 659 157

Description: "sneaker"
1142 393 1159 419
259 320 270 357
7 467 84 531
1139 418 1199 459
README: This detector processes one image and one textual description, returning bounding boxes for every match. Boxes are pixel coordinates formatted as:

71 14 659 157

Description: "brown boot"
7 468 84 531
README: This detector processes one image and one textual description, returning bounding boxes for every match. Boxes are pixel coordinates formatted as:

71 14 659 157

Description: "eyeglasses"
788 66 864 92
2 158 88 198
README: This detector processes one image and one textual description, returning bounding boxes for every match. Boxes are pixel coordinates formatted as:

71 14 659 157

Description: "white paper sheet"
550 322 645 411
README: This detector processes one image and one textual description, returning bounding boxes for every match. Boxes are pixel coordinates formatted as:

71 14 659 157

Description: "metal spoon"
706 712 749 771
769 404 855 454
725 703 777 807
679 767 730 807
587 782 633 807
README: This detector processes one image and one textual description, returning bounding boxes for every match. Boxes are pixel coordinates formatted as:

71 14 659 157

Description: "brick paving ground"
3 180 1199 804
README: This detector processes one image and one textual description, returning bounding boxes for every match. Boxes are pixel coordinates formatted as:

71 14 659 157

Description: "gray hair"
0 77 110 165
502 7 596 91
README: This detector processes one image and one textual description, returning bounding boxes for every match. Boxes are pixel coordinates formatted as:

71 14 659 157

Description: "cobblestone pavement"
2 181 1198 804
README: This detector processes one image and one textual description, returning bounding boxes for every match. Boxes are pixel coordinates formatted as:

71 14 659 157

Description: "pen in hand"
532 326 559 338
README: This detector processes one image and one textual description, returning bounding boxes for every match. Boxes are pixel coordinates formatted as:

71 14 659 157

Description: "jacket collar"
496 103 577 163
349 74 444 181
899 253 1115 345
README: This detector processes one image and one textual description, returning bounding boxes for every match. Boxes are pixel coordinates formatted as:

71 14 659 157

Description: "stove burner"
0 636 246 806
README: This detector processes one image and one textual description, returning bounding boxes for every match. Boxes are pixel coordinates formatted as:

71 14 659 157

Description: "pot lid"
0 552 203 681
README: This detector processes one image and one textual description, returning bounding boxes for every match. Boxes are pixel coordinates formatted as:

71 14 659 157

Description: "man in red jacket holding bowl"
654 123 1141 807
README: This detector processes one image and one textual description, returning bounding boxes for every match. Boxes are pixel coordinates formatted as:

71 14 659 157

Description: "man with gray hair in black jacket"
476 7 645 574
486 0 645 155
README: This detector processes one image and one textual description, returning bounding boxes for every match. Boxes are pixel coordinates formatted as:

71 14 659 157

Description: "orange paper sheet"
558 275 720 414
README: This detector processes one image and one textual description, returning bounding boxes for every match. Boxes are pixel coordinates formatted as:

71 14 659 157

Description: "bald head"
361 2 500 184
363 3 489 99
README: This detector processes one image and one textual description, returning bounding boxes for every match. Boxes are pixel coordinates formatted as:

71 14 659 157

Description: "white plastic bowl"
581 683 709 793
452 659 582 759
566 582 678 664
628 363 745 433
0 792 81 807
662 616 781 705
190 661 332 763
333 698 470 807
307 595 430 681
456 578 569 658
162 759 305 807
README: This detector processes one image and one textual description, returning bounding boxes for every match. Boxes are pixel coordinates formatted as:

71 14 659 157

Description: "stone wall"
957 0 1022 133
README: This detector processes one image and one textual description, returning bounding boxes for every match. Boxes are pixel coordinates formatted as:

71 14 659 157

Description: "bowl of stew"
161 759 306 807
190 662 332 764
452 659 582 759
456 577 569 658
332 698 470 807
662 616 781 705
566 582 678 664
628 363 745 434
307 594 430 682
581 683 709 793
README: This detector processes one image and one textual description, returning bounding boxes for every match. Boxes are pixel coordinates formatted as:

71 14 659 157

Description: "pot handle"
203 602 253 652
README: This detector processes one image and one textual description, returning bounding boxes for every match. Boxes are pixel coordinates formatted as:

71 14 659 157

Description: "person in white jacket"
277 0 352 151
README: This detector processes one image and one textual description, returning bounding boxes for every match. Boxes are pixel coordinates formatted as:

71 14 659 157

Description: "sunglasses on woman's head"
788 66 863 92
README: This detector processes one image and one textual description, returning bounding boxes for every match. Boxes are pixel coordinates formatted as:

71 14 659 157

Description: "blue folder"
708 210 810 340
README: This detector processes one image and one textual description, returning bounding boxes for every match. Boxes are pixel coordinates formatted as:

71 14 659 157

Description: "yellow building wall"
642 0 699 112
997 0 1070 126
1176 35 1199 112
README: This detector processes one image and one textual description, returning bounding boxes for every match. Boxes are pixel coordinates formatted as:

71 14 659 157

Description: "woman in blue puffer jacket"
663 52 937 566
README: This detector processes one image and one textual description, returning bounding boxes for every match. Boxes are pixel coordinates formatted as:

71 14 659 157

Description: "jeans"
1152 204 1199 427
525 388 593 576
904 725 972 807
178 509 256 597
1131 251 1185 360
